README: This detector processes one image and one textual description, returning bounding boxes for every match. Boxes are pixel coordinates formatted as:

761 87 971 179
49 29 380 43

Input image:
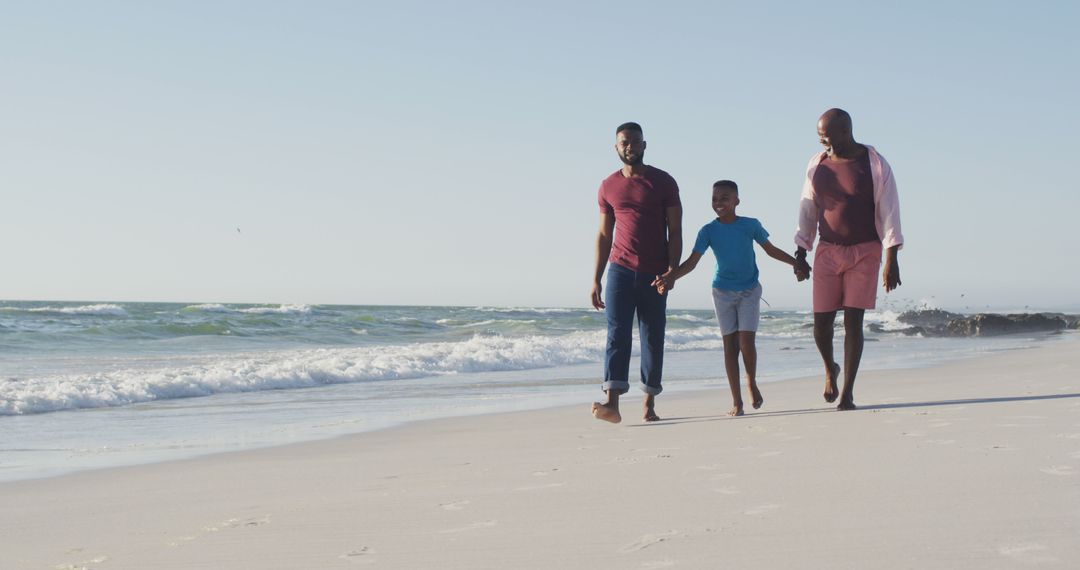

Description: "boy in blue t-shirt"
657 180 804 416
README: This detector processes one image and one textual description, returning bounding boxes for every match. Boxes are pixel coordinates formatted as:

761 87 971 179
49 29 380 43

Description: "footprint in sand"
514 482 567 491
169 535 198 547
998 542 1058 564
744 504 781 516
206 516 270 531
169 516 270 547
439 500 470 511
619 530 678 553
613 454 671 465
695 464 729 471
439 520 497 534
55 556 109 569
1040 466 1076 476
532 468 560 476
340 546 376 565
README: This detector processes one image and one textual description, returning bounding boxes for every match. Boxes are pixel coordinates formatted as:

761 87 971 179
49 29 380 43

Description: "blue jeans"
603 263 667 396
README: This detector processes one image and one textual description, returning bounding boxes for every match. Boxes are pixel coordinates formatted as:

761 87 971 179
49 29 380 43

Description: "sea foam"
0 328 733 415
182 303 313 315
6 304 131 317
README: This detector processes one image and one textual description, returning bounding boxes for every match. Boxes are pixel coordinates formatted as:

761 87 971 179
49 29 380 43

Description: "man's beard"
619 151 644 166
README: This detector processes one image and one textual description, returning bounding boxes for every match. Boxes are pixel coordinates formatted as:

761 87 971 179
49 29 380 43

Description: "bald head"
819 108 852 131
817 108 858 158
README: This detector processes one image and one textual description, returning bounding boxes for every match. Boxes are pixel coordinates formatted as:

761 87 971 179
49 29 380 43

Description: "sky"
2 1 1078 311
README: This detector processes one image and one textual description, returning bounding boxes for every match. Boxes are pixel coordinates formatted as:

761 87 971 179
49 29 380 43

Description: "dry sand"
3 336 1079 569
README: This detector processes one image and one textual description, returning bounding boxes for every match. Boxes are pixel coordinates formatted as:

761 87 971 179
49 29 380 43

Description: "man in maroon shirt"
590 122 683 423
794 109 904 410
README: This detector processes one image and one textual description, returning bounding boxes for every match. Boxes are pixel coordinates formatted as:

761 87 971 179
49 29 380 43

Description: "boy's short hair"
713 180 738 194
616 122 643 136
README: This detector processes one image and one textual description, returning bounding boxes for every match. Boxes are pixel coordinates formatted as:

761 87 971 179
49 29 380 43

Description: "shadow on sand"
629 392 1080 427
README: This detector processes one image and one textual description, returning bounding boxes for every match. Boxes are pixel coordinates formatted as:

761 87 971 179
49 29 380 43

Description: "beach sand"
2 336 1079 569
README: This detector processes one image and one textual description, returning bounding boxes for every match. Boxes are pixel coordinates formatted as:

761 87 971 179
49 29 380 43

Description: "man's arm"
874 153 904 253
883 245 901 291
873 153 903 292
662 205 683 285
794 155 821 254
591 212 615 310
793 246 811 280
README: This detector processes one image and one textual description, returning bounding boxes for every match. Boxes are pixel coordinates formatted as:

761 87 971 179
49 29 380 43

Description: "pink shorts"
812 241 882 312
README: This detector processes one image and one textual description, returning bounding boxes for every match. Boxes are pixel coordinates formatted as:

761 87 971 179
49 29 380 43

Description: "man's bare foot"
728 405 745 417
749 384 764 409
836 397 857 411
643 395 660 422
592 401 622 423
823 362 840 403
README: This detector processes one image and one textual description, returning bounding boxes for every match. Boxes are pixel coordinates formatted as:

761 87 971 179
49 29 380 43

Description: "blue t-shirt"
692 217 770 291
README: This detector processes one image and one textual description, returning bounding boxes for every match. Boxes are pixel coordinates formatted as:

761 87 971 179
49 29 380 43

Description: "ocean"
0 300 1072 482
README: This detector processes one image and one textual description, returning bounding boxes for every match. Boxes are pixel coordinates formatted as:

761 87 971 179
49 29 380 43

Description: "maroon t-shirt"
598 165 681 274
812 153 879 245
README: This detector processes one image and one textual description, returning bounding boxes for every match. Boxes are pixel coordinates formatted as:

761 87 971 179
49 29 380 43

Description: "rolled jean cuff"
640 382 663 396
602 380 630 395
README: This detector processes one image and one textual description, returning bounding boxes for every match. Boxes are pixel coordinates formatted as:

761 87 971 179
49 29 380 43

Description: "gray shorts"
711 284 762 336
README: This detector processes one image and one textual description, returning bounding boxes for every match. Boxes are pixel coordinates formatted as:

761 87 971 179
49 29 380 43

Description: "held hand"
883 258 902 292
651 271 675 296
650 276 667 295
590 283 605 310
794 258 812 282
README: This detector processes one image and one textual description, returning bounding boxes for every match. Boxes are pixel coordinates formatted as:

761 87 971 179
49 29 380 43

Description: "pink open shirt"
794 145 904 252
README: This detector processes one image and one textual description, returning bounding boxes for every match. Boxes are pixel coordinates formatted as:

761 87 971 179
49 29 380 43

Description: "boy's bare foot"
823 362 840 403
728 406 745 417
643 394 660 422
591 401 622 423
749 384 764 409
836 397 857 411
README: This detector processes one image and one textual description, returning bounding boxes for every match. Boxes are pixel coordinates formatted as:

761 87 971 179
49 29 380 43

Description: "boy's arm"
761 240 798 266
667 251 704 282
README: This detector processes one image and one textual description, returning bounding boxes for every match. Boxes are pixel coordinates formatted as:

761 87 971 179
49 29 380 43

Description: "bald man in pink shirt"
793 108 904 410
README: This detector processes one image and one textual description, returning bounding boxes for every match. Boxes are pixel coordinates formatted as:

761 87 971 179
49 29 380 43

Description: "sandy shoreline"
3 335 1079 569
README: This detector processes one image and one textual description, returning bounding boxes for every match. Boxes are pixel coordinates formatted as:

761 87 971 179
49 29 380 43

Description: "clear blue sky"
3 1 1077 310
